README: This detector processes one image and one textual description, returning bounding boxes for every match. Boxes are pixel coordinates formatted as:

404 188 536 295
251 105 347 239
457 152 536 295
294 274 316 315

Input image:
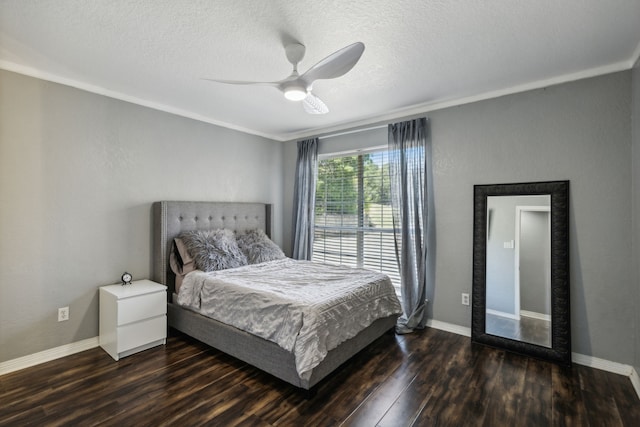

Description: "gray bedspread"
177 258 402 379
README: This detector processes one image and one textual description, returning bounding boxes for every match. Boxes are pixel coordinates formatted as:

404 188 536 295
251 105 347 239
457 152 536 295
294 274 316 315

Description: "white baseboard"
571 352 633 376
630 368 640 399
0 337 99 376
426 319 640 401
572 354 640 402
426 319 471 337
486 309 519 320
520 310 551 322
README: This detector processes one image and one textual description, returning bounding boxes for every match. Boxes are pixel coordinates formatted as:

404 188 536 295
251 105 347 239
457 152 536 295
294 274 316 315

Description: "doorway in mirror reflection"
485 195 551 347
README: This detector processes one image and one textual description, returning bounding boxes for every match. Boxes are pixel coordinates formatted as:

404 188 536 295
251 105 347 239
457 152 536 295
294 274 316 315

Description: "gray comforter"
177 258 402 379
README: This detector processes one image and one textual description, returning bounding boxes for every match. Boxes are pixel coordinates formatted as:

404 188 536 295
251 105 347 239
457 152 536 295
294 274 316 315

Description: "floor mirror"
471 180 571 365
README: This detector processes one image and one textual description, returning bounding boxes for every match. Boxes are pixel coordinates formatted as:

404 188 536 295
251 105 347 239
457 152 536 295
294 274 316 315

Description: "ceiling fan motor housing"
285 43 306 68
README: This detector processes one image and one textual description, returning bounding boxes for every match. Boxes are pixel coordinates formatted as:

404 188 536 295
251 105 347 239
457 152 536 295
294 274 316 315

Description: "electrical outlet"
58 306 69 322
461 293 470 306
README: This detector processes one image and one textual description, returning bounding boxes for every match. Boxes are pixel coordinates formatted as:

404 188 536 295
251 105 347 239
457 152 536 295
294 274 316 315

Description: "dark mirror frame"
472 180 571 366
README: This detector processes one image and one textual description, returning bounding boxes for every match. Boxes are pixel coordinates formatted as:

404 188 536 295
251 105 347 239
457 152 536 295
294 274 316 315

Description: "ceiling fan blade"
300 42 365 85
202 78 280 87
302 92 329 115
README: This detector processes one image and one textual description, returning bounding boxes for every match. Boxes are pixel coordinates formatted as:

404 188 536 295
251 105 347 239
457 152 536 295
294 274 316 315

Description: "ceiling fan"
204 42 365 115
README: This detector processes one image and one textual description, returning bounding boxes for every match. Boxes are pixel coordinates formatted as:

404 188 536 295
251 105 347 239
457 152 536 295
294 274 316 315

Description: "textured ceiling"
1 0 640 141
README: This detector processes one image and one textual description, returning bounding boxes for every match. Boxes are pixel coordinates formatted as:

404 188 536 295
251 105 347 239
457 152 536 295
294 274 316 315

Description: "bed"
152 201 400 390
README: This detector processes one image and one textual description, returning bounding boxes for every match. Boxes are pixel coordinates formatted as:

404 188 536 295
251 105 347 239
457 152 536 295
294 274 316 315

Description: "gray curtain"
388 118 434 333
291 137 319 260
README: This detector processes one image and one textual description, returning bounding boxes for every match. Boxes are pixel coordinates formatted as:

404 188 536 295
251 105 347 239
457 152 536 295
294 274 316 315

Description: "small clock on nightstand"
121 272 133 286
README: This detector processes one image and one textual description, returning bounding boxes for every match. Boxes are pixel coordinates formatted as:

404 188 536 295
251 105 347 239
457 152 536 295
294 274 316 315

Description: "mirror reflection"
485 195 551 347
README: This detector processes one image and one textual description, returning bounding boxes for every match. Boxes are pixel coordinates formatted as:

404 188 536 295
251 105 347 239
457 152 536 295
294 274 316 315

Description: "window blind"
312 151 401 292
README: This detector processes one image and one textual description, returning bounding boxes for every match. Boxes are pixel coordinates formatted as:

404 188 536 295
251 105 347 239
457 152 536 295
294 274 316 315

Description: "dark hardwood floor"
1 327 638 426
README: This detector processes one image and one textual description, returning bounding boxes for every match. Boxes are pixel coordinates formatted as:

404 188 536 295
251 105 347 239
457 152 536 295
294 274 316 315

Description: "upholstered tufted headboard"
152 201 272 297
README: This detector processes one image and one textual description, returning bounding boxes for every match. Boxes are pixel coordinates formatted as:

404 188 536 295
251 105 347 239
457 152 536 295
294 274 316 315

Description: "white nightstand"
99 279 167 361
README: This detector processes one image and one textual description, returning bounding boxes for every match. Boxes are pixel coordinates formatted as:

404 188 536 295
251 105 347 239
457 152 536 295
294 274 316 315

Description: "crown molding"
2 56 635 143
282 60 633 142
0 60 279 141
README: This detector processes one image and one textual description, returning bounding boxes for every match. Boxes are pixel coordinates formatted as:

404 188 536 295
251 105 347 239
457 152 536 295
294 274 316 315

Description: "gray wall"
486 196 518 315
2 66 636 368
519 210 551 316
0 70 284 362
284 71 634 365
632 59 640 374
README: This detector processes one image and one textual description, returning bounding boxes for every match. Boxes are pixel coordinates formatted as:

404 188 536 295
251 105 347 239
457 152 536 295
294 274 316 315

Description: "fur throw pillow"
236 229 286 264
178 229 247 272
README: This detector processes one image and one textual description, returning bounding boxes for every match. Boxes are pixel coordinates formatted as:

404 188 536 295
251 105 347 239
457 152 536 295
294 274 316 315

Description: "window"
312 150 401 292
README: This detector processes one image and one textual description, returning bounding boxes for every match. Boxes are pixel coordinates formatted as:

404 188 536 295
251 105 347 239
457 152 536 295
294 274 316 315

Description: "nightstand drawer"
117 291 166 325
117 315 166 353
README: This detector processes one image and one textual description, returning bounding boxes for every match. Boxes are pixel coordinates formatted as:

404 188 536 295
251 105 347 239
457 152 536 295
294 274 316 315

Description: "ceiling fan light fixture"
283 86 308 101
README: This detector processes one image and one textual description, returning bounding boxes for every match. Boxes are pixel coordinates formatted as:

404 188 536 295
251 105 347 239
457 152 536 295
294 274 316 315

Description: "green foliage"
315 153 391 217
364 159 390 206
316 155 358 215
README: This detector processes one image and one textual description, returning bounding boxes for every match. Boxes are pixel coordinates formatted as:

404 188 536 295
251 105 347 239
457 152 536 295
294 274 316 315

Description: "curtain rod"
318 124 387 140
